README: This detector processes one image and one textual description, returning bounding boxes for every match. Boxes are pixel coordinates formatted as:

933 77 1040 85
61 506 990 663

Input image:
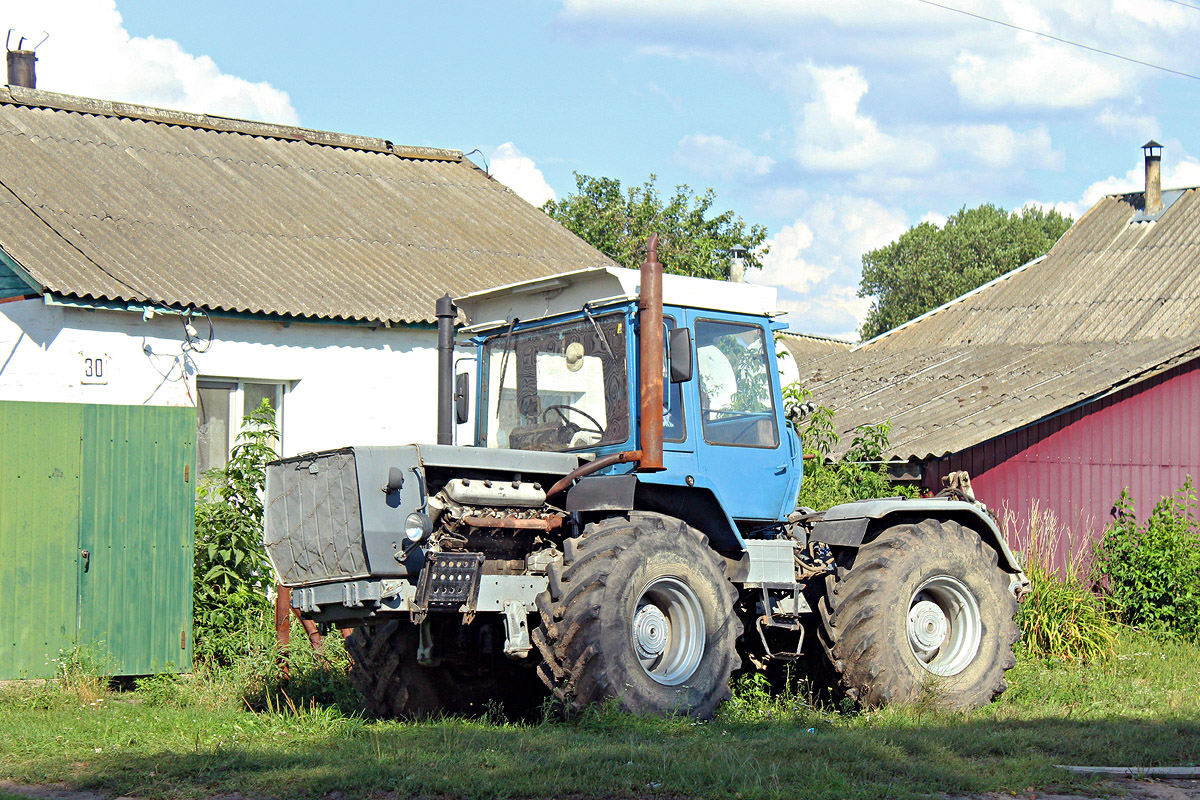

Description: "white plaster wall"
0 298 458 455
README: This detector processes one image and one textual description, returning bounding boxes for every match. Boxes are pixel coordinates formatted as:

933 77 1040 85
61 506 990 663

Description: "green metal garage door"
0 402 83 678
0 401 194 679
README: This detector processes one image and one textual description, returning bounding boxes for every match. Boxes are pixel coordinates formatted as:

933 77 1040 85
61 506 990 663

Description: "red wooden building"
788 143 1200 565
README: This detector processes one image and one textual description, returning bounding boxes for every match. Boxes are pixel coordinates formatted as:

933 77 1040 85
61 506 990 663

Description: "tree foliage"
543 172 769 280
857 204 1073 341
193 400 277 664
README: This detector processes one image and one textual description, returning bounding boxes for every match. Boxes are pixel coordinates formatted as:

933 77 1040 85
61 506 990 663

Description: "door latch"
81 549 90 573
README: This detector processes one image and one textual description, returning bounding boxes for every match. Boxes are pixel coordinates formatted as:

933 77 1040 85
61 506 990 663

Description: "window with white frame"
196 379 285 476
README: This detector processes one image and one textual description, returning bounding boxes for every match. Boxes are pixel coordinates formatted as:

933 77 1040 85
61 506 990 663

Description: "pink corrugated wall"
922 358 1200 571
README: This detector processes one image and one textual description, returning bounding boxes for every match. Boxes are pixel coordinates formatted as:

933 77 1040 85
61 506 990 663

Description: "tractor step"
413 552 485 621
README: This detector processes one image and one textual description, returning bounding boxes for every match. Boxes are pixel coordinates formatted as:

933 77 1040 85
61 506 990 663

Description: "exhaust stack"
637 234 665 472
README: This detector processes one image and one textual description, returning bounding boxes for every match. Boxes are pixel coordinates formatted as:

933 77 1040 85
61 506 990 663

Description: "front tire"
533 512 741 718
817 518 1019 709
346 619 543 719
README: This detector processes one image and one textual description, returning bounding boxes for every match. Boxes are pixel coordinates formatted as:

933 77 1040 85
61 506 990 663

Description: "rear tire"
817 518 1018 709
533 511 741 719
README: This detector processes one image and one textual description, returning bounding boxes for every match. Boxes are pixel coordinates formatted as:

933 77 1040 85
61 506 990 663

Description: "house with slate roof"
0 84 611 679
789 143 1200 563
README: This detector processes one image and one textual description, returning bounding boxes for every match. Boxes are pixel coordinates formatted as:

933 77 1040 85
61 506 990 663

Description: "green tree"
543 172 769 279
857 204 1072 341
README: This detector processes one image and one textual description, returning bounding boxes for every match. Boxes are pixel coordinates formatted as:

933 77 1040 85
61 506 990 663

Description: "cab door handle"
81 549 91 573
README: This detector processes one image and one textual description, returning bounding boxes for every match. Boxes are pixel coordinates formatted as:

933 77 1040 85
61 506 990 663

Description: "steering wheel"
543 404 604 435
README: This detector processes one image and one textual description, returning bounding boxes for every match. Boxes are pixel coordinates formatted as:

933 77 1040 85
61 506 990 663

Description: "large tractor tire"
346 619 542 719
345 621 441 718
817 518 1019 709
533 511 741 719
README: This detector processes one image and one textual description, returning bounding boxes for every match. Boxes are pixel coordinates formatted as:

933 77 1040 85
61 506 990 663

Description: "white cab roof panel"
456 266 778 331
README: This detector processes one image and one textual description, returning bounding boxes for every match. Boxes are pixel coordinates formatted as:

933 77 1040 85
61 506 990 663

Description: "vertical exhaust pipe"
638 234 665 472
436 294 457 446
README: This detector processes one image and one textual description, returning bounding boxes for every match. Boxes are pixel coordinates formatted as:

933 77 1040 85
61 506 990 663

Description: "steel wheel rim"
632 576 705 686
907 575 981 676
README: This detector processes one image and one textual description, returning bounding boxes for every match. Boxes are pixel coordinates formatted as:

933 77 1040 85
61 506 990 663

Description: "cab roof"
456 266 778 332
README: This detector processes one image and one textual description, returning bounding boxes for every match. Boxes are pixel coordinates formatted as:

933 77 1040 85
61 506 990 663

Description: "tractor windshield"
481 313 630 452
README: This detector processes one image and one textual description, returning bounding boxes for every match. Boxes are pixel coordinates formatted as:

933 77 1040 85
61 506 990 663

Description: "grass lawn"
1 631 1197 800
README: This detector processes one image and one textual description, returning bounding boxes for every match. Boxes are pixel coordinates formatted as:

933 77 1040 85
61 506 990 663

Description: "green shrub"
1094 478 1200 640
193 400 278 664
782 383 917 511
1006 503 1117 663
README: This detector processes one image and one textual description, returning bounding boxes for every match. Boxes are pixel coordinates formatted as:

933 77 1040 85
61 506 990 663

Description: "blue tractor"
264 238 1028 719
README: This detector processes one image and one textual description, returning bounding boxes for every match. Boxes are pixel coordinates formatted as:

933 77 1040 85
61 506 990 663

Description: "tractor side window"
694 320 778 448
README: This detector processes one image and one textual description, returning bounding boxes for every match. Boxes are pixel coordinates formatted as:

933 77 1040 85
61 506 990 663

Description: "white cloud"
943 124 1061 170
489 143 557 207
793 64 935 173
755 221 826 294
750 195 908 339
4 0 298 124
673 133 773 180
921 210 948 227
1095 107 1159 139
776 288 871 343
951 42 1132 111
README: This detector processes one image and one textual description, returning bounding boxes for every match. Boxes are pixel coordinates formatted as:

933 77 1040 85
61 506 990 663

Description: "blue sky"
5 0 1200 339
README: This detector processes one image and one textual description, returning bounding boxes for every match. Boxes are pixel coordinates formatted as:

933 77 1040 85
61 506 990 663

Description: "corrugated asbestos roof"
0 86 613 323
794 188 1200 460
780 331 852 363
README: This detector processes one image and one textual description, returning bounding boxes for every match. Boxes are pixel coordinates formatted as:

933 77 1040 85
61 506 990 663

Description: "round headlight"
404 511 433 543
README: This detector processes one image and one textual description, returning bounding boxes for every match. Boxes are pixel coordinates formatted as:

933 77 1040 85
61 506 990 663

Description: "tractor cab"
454 263 802 529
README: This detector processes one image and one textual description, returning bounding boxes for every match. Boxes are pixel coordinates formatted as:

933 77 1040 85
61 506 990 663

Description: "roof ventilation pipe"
5 31 41 89
1143 140 1163 215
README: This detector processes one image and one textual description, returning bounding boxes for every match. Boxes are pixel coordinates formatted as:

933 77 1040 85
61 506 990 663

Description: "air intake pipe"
436 294 456 446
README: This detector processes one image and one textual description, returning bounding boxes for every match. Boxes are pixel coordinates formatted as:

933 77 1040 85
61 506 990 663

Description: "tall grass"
1004 502 1118 663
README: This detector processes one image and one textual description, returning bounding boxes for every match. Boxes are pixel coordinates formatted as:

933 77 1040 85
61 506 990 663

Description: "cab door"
686 312 794 522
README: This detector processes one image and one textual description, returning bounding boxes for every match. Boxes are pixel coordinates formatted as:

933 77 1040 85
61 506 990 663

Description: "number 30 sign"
81 353 109 385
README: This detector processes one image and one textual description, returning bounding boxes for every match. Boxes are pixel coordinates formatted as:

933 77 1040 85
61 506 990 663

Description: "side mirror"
668 327 693 383
455 372 470 424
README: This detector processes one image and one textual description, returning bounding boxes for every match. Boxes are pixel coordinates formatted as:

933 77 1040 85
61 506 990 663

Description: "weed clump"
1006 503 1117 663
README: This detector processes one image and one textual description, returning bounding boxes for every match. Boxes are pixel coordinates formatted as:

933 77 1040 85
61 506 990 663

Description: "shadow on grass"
32 715 1200 800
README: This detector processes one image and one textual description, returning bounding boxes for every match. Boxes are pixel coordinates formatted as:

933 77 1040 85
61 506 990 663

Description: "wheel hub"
906 576 983 677
633 604 670 660
631 576 706 686
908 599 949 652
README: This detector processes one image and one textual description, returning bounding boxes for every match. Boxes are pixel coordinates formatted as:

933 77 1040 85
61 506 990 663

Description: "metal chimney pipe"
638 234 665 472
1143 140 1163 215
6 49 36 89
435 294 457 446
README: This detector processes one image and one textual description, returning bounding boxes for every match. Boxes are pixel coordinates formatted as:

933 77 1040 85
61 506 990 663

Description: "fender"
565 473 744 553
810 497 1026 577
